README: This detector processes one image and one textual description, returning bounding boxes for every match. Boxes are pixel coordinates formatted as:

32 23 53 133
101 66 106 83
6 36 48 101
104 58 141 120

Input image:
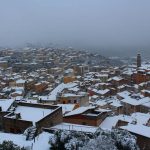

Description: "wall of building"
133 133 150 150
63 115 97 126
63 76 76 84
36 107 63 132
3 116 32 133
0 112 9 130
132 73 148 84
63 113 106 127
59 95 89 107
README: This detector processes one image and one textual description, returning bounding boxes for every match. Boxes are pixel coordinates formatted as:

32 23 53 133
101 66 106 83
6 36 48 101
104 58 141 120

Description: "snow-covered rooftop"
108 76 123 81
95 100 107 106
121 97 150 106
16 79 26 84
48 82 77 101
131 112 150 125
62 93 82 97
120 124 150 138
0 99 14 111
99 115 132 130
97 89 110 95
65 106 94 117
110 100 122 107
100 112 150 130
9 106 53 123
68 86 80 92
117 91 131 98
51 123 98 133
57 104 75 114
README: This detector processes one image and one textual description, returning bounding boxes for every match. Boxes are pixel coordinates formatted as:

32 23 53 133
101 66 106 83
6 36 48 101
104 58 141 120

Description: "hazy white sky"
0 0 150 55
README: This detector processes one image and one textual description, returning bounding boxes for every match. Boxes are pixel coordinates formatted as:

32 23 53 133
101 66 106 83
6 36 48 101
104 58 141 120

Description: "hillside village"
0 48 150 150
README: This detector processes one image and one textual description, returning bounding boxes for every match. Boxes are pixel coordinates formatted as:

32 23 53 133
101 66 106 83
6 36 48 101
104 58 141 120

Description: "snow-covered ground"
0 132 31 148
32 132 53 150
0 132 53 150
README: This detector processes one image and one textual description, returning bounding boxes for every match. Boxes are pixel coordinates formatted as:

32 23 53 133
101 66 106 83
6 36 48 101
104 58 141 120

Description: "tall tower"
137 53 141 68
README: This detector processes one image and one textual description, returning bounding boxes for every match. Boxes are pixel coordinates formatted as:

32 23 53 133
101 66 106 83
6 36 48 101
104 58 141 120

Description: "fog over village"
0 0 150 57
0 0 150 150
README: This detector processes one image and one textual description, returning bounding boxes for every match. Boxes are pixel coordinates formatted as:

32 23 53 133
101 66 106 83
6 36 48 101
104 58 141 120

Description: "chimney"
15 113 21 119
137 53 141 68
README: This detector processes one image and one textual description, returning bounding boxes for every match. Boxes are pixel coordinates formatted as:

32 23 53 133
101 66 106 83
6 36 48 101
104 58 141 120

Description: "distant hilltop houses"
0 48 150 149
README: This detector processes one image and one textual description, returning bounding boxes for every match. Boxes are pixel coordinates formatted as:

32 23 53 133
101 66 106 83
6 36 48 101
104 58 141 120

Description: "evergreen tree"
0 141 25 150
49 128 139 150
